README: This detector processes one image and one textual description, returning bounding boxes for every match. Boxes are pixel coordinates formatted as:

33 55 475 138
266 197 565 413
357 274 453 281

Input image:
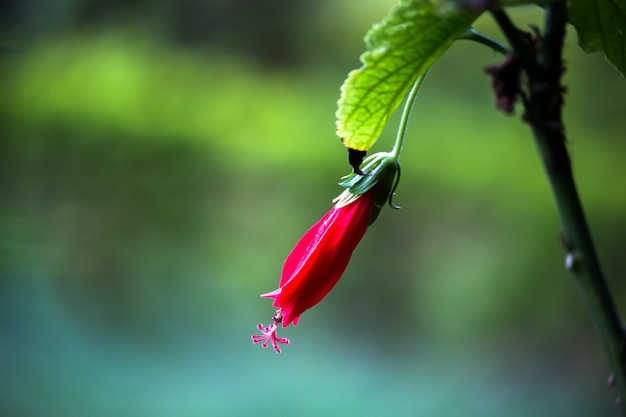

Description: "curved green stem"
391 74 426 160
460 27 510 55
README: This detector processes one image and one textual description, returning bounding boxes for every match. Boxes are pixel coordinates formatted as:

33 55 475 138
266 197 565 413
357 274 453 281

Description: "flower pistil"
251 309 291 354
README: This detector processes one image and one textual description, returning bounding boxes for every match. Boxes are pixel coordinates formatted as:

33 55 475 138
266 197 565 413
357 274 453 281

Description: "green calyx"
338 152 401 225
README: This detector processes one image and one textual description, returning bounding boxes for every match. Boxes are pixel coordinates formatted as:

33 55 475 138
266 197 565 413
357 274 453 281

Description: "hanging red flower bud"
266 187 376 323
252 153 399 354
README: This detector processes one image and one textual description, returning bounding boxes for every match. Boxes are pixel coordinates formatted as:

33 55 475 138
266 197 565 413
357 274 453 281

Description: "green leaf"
569 0 626 77
336 0 480 151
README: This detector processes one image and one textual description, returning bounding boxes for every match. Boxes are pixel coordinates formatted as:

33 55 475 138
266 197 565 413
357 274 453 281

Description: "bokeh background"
2 1 626 416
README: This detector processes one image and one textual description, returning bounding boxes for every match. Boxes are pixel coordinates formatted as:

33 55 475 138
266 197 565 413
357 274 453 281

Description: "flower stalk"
391 74 426 160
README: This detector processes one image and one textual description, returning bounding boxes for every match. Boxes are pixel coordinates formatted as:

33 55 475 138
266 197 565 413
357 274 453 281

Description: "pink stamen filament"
251 310 291 354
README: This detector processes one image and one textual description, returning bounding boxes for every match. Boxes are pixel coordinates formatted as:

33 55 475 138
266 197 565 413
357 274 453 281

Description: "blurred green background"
2 1 626 416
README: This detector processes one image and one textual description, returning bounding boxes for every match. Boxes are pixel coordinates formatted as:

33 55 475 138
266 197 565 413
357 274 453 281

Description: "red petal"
280 209 335 288
274 188 376 327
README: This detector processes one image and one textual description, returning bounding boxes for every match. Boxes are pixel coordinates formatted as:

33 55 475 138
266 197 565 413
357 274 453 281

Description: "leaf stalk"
460 28 510 55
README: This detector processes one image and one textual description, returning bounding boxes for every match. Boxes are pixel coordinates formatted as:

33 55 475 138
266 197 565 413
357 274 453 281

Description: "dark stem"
490 8 542 79
493 1 626 411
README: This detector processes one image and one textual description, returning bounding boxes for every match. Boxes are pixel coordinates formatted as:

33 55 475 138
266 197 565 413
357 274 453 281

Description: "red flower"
252 187 378 353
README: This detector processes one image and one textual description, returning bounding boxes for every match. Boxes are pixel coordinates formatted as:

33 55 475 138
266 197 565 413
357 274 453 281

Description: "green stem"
494 1 626 411
460 28 510 55
391 75 426 160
